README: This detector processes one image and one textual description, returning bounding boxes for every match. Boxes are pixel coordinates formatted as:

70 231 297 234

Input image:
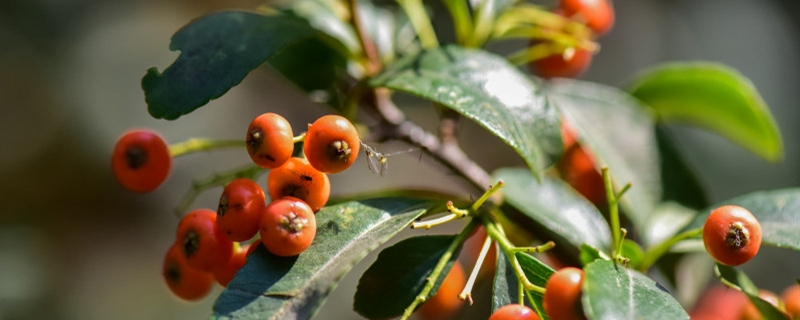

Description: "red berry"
544 267 587 320
702 205 762 266
560 0 615 36
176 209 234 272
558 145 606 207
417 262 466 320
688 285 747 320
246 113 294 169
267 157 330 212
739 289 784 320
531 48 593 79
217 178 266 242
213 244 248 287
259 197 317 257
162 243 214 301
490 304 540 320
111 129 171 193
782 284 800 319
561 118 578 150
303 115 360 174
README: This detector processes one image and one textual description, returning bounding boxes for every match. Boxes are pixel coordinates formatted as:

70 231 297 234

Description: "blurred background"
1 0 799 319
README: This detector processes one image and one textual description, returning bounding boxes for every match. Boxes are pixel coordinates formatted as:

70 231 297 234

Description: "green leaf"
495 168 611 252
492 252 554 319
621 239 645 268
579 244 604 266
265 36 347 94
628 62 783 162
142 11 334 120
212 198 433 320
715 264 789 320
582 260 689 320
656 126 709 210
353 235 460 319
370 46 562 179
546 78 661 231
684 188 800 251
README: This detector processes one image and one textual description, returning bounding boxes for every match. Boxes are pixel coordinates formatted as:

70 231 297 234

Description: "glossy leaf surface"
212 198 432 320
353 235 459 319
583 260 689 320
547 78 661 230
143 11 336 120
628 62 782 162
495 167 611 252
371 46 562 178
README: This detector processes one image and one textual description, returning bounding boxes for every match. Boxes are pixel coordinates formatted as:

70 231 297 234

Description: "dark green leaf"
656 126 709 210
265 36 346 94
583 260 689 320
212 198 433 320
143 11 332 120
353 235 460 319
495 168 611 252
370 46 562 179
492 252 554 319
684 189 800 251
579 244 604 266
621 239 644 269
715 264 789 320
547 78 661 231
628 62 782 162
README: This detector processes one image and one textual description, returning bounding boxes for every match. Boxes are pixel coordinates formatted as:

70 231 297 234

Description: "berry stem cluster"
169 138 244 158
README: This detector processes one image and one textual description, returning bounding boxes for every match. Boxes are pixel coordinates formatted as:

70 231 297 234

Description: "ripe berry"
245 239 261 257
560 0 615 36
531 48 593 79
111 129 171 193
176 209 234 272
544 267 587 320
267 157 330 212
213 244 248 287
782 284 800 319
739 289 784 320
558 145 606 207
561 118 578 151
246 113 294 169
259 197 317 257
702 205 762 266
217 178 266 242
417 261 466 320
162 243 214 301
687 285 747 320
303 115 360 174
490 304 540 320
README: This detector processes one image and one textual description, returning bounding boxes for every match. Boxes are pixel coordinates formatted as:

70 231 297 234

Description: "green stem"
471 180 505 211
400 219 479 320
173 163 266 217
602 167 621 259
441 0 472 46
637 228 703 272
483 215 546 293
466 0 495 47
396 0 439 49
168 139 243 158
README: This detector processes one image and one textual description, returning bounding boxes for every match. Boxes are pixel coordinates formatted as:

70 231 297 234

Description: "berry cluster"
528 0 615 79
111 113 360 301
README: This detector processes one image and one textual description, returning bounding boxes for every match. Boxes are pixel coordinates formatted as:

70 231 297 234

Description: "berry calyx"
111 129 172 193
490 304 540 320
267 157 330 212
162 243 214 301
303 115 360 174
246 113 294 169
702 205 762 266
176 209 234 272
560 0 615 36
417 261 466 320
259 197 317 257
217 178 267 242
544 267 587 320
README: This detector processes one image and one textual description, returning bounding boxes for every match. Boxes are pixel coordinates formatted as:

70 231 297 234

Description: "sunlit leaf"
212 198 433 320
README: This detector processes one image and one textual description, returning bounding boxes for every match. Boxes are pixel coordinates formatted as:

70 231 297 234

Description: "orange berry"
213 244 248 287
739 290 784 320
782 284 800 319
176 209 234 272
560 0 615 36
531 48 593 79
490 304 540 320
303 115 360 174
417 262 466 320
544 267 587 320
558 145 606 207
702 205 762 266
267 157 330 212
111 129 171 193
162 243 214 301
246 113 294 169
259 197 317 257
217 178 266 242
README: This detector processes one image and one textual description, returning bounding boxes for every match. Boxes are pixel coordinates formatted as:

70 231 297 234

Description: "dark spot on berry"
282 184 306 199
247 128 263 150
260 154 276 162
125 146 147 169
726 221 750 249
166 263 181 283
183 230 201 258
218 195 229 216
